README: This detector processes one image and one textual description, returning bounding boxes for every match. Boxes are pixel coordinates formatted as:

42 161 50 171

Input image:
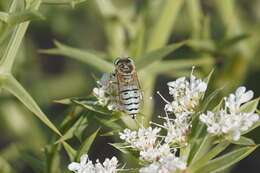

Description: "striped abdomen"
119 84 141 118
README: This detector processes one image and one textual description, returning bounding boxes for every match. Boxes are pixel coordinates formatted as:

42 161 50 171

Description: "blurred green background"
0 0 260 172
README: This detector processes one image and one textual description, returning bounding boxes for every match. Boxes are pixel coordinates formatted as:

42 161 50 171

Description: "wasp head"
114 57 135 74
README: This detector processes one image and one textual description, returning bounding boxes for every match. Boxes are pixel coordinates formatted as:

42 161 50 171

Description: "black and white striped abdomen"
119 85 141 117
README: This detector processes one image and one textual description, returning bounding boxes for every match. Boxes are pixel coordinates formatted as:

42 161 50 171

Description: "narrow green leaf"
39 41 113 73
143 56 214 74
0 1 41 73
240 97 259 113
3 75 61 136
42 0 86 6
194 145 257 173
186 0 203 39
109 143 131 154
218 34 250 50
8 10 45 25
189 135 214 165
53 98 73 105
186 39 216 53
0 156 12 173
0 12 9 23
200 87 223 113
146 0 184 51
100 130 121 137
62 142 77 162
231 136 255 146
204 69 214 85
94 116 122 130
136 41 185 69
130 17 145 58
71 97 112 115
56 116 88 143
44 144 61 173
76 128 100 161
189 141 230 172
22 152 44 172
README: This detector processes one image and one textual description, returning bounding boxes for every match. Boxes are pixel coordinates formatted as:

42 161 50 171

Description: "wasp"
113 57 142 118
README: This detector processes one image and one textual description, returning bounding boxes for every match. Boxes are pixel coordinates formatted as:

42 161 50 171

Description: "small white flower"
93 73 120 111
68 154 95 173
140 144 171 162
119 127 161 150
139 162 160 173
139 155 186 173
225 86 254 113
200 87 259 141
95 157 118 173
68 154 118 173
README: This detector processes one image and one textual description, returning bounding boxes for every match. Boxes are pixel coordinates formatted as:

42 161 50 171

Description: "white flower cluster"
200 86 259 141
119 125 187 173
158 69 207 145
68 154 118 173
165 69 207 114
93 73 120 111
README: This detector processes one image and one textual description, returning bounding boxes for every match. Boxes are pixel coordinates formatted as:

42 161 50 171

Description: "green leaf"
22 152 44 172
189 135 214 165
194 145 257 173
42 0 86 7
0 10 44 26
56 116 88 143
186 0 203 39
218 34 250 50
144 56 214 74
39 41 113 73
44 144 61 173
200 87 223 113
240 97 259 113
0 156 12 173
100 130 121 136
0 12 9 23
189 141 230 172
0 1 41 73
109 143 131 154
8 10 45 25
62 142 77 161
2 75 61 136
204 69 214 85
186 39 216 53
146 0 184 51
71 97 112 115
136 41 185 69
94 116 122 130
231 136 255 146
76 128 100 161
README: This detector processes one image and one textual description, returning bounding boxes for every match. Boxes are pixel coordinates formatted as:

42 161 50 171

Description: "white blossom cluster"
200 86 259 141
68 154 118 173
158 69 208 145
119 125 187 173
92 73 120 111
164 69 207 115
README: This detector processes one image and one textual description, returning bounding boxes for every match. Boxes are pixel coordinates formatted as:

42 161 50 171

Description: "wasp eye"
114 58 120 65
127 57 133 63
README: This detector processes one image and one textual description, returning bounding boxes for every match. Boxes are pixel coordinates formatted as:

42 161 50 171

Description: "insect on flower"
114 57 143 118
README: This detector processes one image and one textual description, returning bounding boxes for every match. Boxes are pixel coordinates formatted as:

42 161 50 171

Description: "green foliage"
0 0 260 173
